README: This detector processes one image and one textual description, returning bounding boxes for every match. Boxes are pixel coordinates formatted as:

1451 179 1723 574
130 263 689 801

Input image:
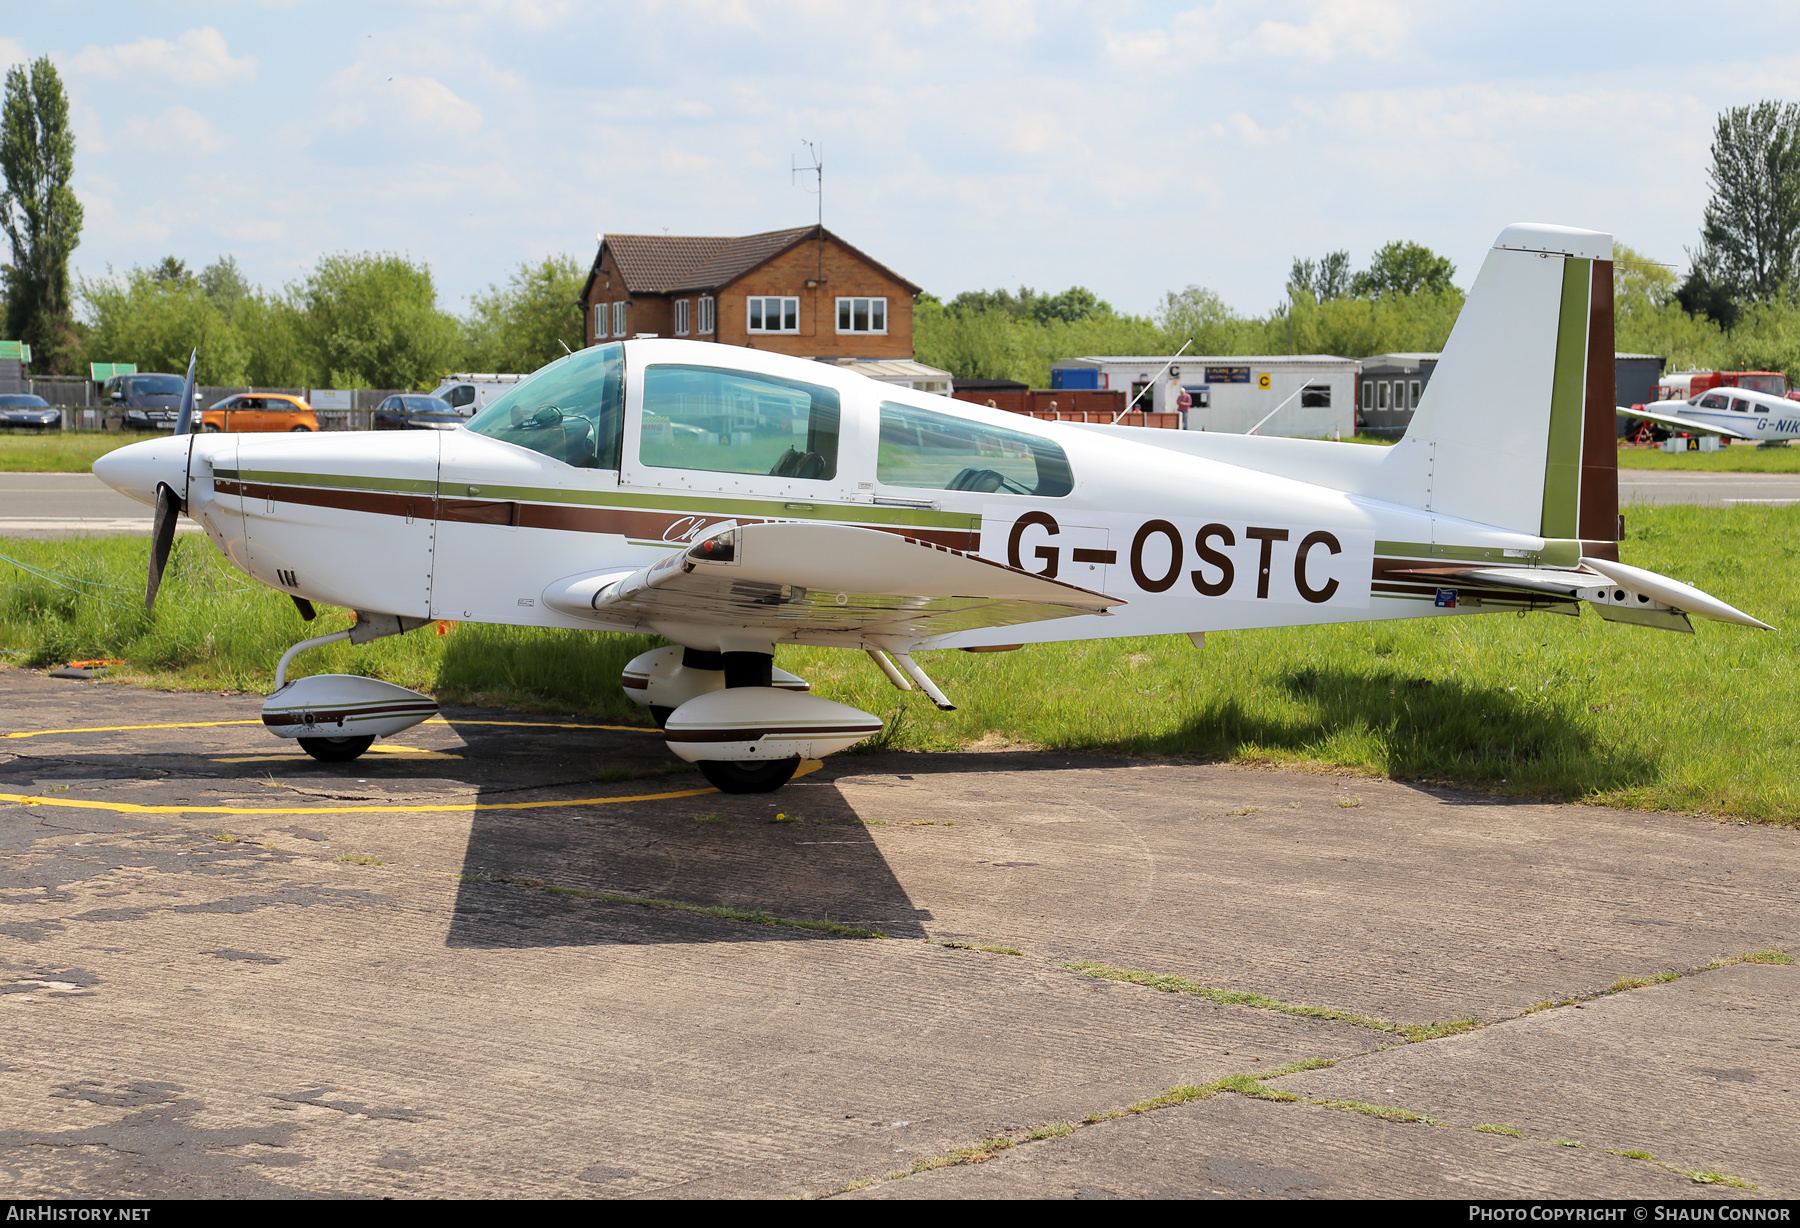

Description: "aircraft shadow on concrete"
435 712 932 949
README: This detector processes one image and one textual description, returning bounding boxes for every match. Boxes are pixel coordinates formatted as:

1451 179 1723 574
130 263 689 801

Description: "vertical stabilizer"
1383 224 1618 558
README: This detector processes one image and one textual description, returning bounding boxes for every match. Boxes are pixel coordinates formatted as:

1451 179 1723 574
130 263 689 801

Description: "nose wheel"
298 735 375 762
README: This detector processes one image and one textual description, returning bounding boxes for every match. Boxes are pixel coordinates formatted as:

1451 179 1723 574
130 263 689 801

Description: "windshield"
466 343 624 470
1738 374 1787 395
127 375 185 397
0 395 49 407
401 396 453 413
877 401 1073 496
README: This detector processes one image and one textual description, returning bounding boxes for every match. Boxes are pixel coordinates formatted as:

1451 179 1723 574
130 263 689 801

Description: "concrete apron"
0 666 1794 1199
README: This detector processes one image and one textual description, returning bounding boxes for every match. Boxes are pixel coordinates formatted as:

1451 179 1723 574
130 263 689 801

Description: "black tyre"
201 422 222 433
648 704 675 729
696 758 799 794
290 425 313 432
298 735 375 762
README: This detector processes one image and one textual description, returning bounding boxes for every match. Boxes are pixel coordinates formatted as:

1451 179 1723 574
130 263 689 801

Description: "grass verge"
3 502 1796 822
1617 443 1800 472
0 431 153 473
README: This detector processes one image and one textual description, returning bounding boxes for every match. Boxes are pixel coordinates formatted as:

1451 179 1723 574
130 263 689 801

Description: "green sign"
90 362 137 380
0 340 32 362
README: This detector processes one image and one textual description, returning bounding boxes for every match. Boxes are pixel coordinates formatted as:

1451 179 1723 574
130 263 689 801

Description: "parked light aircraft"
94 223 1771 793
1617 385 1800 444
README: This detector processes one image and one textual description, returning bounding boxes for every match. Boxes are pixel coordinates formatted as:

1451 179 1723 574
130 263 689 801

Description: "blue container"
1051 367 1101 390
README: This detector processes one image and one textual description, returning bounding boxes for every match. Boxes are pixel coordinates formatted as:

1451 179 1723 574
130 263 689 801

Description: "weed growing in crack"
1474 1124 1522 1137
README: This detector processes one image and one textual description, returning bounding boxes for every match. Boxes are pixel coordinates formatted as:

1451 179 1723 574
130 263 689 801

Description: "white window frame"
612 301 627 338
673 298 690 337
698 295 715 335
835 296 888 335
746 295 800 334
593 303 607 339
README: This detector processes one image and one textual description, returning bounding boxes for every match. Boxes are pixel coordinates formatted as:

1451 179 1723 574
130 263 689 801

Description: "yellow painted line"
0 785 717 816
4 720 265 739
4 717 657 740
0 761 820 817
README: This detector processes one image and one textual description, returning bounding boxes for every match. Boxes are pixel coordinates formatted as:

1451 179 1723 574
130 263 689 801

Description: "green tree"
1351 241 1456 297
1288 250 1351 301
295 252 460 389
79 264 249 385
463 253 585 374
1691 100 1800 306
0 57 83 372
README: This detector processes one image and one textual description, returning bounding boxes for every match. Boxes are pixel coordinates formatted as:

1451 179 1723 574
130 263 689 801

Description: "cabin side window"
877 401 1073 497
466 343 625 470
639 364 839 480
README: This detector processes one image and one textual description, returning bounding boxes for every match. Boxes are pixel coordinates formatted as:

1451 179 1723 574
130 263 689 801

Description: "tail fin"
1390 224 1617 560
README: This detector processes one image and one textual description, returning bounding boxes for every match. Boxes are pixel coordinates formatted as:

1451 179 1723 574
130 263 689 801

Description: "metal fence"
13 380 407 432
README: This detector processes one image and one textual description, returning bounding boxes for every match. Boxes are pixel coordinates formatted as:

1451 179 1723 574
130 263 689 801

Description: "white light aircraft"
1617 386 1800 444
94 224 1772 793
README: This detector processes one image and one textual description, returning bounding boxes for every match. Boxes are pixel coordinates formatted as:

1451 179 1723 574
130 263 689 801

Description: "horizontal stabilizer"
1580 556 1773 630
1616 405 1750 439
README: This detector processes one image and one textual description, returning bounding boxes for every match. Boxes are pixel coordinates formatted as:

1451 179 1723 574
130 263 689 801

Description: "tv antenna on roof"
792 140 822 232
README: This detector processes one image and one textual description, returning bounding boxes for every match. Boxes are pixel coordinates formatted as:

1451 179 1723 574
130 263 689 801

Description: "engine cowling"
662 688 882 763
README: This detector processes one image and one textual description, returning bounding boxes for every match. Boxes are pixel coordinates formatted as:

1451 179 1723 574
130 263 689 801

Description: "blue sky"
9 2 1799 319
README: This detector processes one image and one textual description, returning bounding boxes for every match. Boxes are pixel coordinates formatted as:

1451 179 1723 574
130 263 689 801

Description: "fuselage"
95 339 1581 650
1659 386 1800 442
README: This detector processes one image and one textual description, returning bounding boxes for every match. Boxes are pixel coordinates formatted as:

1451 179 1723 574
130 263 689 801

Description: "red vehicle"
1656 369 1800 402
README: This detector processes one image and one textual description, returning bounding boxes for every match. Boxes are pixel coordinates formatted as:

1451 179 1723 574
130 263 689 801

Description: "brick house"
579 226 922 362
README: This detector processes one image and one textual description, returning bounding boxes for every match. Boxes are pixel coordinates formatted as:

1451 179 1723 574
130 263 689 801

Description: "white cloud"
123 105 233 154
318 64 482 138
67 27 257 86
0 37 26 73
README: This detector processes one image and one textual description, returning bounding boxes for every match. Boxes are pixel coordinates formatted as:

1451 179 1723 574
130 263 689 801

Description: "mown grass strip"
458 873 884 939
1064 961 1479 1043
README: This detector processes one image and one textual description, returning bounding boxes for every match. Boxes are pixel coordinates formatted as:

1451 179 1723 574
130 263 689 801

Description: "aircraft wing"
543 520 1123 642
1616 405 1751 439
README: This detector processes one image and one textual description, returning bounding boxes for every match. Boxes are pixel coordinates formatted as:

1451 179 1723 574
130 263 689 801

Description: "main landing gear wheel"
649 705 675 729
696 758 799 794
297 734 375 762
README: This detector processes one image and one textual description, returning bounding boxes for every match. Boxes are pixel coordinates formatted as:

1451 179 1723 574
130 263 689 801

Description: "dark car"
373 394 463 431
0 393 60 430
105 373 201 431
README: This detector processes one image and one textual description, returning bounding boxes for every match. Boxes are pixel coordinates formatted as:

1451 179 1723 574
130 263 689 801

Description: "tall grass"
1617 445 1800 472
0 505 1793 822
0 431 151 473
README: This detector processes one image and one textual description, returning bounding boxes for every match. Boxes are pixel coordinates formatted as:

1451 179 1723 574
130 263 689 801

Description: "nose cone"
93 435 193 508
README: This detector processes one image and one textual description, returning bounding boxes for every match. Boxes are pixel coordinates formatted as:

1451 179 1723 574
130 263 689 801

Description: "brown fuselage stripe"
216 480 980 552
263 702 439 727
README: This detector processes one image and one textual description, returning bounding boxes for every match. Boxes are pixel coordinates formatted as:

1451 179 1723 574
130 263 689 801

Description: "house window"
746 296 799 333
698 296 715 335
1410 380 1421 408
1300 384 1330 408
836 296 888 334
593 304 607 339
1361 380 1373 411
674 299 690 336
1377 381 1389 410
613 301 628 338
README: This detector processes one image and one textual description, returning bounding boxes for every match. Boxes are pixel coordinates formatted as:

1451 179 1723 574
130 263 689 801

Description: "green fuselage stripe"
216 468 976 531
1541 258 1590 540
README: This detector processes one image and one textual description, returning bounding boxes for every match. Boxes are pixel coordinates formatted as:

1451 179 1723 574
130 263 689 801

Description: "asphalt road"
2 668 1794 1199
0 473 201 537
1619 469 1800 507
0 471 1793 540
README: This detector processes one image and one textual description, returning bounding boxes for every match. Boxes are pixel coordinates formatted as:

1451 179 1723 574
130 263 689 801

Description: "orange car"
201 394 319 433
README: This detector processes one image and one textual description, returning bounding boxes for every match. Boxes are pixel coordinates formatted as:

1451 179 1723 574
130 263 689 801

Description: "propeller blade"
145 483 181 610
173 348 198 437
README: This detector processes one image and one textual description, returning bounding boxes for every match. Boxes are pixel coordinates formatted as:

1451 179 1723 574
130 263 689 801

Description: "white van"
429 373 530 416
